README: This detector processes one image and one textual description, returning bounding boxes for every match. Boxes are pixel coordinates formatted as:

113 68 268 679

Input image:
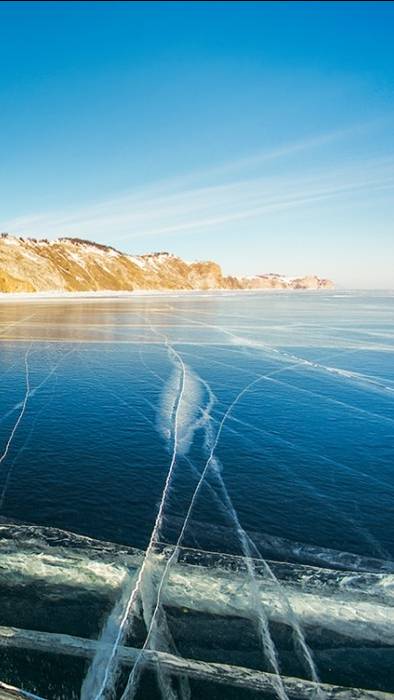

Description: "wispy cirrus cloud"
2 121 393 247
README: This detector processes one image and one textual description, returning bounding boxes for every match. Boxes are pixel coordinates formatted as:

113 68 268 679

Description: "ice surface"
0 291 392 699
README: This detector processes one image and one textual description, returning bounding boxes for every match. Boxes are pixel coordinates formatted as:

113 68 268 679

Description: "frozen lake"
0 291 393 699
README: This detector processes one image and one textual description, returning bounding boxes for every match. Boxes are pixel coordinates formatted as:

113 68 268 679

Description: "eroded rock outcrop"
0 235 333 293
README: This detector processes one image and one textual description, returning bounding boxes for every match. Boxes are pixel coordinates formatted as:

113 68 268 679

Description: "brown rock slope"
0 235 333 293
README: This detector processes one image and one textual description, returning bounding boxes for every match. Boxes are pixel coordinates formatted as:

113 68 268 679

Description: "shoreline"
0 288 338 303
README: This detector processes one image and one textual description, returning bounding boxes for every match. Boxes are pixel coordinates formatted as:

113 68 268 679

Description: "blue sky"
0 1 393 287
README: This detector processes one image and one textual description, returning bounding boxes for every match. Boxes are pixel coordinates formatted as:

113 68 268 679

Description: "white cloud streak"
1 123 393 247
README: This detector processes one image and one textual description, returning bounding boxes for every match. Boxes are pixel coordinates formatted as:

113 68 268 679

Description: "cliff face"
241 273 334 290
0 235 333 293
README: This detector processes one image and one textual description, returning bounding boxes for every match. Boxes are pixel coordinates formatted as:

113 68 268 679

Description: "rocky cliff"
0 234 333 293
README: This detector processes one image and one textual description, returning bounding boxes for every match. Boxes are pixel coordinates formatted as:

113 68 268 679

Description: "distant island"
0 234 333 293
